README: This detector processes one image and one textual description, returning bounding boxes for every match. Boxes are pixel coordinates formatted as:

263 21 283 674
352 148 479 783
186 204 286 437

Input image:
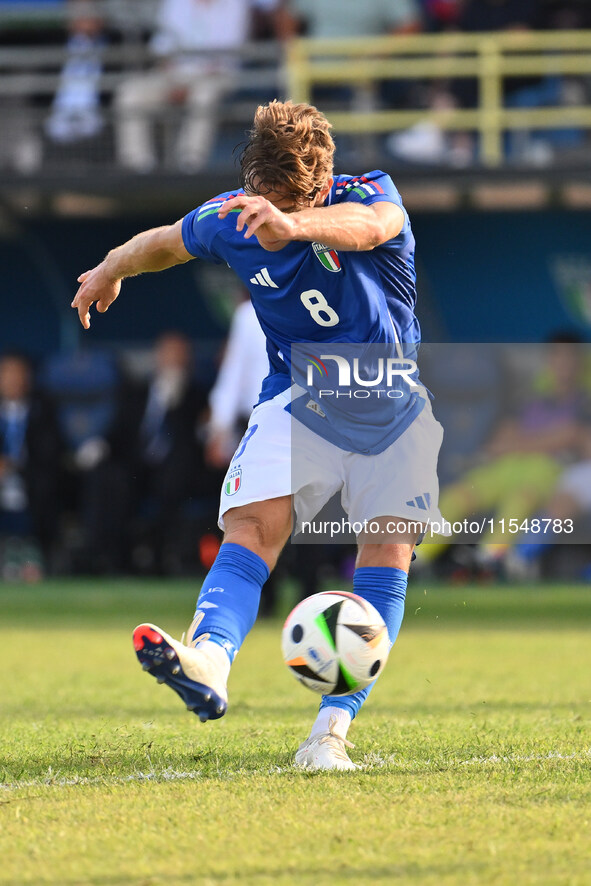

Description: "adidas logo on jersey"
250 267 278 288
405 492 432 510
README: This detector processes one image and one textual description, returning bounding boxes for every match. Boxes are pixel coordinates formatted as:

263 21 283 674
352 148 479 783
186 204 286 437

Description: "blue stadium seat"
41 349 120 451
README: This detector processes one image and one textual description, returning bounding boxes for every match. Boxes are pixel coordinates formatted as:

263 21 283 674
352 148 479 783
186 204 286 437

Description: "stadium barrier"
0 7 591 175
286 30 591 167
0 0 284 176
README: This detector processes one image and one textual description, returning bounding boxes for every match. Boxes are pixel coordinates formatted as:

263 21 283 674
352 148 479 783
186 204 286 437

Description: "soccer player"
72 100 444 770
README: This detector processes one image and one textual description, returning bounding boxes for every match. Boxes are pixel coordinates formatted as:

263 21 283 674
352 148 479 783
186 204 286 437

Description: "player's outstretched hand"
218 195 296 251
72 264 122 329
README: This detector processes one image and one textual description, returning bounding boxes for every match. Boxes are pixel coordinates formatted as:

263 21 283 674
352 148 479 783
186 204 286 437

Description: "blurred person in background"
420 0 461 32
419 335 591 577
105 331 214 574
282 0 424 162
0 352 63 580
283 0 423 108
45 0 106 145
390 0 541 165
114 0 289 173
284 0 422 39
509 435 591 579
456 0 548 165
458 0 539 32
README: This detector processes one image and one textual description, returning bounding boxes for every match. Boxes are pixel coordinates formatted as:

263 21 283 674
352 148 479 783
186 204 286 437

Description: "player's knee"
116 80 150 111
223 511 289 567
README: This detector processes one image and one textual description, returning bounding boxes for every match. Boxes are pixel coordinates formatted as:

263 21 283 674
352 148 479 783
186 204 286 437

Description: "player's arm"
289 201 404 251
71 219 192 329
219 196 404 252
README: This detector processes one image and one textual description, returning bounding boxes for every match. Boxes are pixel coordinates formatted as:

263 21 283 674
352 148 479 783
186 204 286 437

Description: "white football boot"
295 716 358 771
133 623 229 722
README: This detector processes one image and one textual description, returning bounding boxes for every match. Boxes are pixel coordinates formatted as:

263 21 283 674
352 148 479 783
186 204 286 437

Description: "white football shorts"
218 387 445 534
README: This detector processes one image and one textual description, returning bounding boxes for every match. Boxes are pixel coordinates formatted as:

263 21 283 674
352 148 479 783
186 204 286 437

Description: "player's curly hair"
239 100 335 202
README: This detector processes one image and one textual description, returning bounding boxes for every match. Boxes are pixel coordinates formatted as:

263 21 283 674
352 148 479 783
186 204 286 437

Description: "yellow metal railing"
285 30 591 166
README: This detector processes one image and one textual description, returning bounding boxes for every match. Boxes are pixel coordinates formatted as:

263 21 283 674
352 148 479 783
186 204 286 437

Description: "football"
281 591 390 695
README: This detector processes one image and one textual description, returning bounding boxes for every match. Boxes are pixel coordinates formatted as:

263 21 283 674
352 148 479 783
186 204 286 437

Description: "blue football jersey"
181 170 425 454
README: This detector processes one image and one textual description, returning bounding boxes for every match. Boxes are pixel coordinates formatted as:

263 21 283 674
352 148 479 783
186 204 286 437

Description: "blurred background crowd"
2 0 591 598
1 0 591 174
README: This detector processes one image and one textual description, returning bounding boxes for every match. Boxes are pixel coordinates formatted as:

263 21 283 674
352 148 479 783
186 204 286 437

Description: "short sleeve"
335 170 403 208
334 170 410 238
181 203 224 263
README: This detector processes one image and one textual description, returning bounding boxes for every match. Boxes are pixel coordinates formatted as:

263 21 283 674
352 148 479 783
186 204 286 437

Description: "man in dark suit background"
0 352 63 578
106 331 218 574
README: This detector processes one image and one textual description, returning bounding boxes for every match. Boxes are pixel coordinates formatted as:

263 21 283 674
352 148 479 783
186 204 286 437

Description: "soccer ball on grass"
281 591 390 695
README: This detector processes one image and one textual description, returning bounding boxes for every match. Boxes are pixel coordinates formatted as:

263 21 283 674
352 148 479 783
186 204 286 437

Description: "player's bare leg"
222 496 292 570
296 519 421 770
133 497 291 721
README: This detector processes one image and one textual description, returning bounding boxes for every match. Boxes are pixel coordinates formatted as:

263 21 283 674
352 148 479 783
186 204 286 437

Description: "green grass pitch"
1 580 590 885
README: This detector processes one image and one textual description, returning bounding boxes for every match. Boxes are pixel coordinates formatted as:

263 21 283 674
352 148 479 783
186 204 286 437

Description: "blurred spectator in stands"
390 0 542 166
541 0 591 30
0 0 66 171
509 440 591 578
458 0 538 33
0 352 63 580
419 335 591 576
420 0 461 32
205 296 268 469
284 0 422 39
283 0 423 160
106 331 213 574
506 338 591 578
41 347 120 573
507 0 591 162
459 0 548 164
45 0 106 144
114 0 287 173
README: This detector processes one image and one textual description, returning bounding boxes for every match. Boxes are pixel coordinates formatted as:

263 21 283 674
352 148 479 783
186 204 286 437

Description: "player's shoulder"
182 188 245 256
331 170 401 204
190 188 245 229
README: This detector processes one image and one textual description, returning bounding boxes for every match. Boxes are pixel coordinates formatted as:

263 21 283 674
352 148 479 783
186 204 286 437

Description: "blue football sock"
516 515 558 562
190 542 269 662
319 566 408 720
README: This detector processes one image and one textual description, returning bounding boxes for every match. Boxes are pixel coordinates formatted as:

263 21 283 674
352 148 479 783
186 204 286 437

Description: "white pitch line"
0 768 203 791
459 750 591 766
1 750 589 790
361 749 591 770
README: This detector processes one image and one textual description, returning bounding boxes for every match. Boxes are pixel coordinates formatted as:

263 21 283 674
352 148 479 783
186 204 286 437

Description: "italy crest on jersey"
225 467 242 496
312 242 341 272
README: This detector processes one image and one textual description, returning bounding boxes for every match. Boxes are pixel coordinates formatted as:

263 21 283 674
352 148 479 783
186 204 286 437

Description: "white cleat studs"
135 624 229 720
